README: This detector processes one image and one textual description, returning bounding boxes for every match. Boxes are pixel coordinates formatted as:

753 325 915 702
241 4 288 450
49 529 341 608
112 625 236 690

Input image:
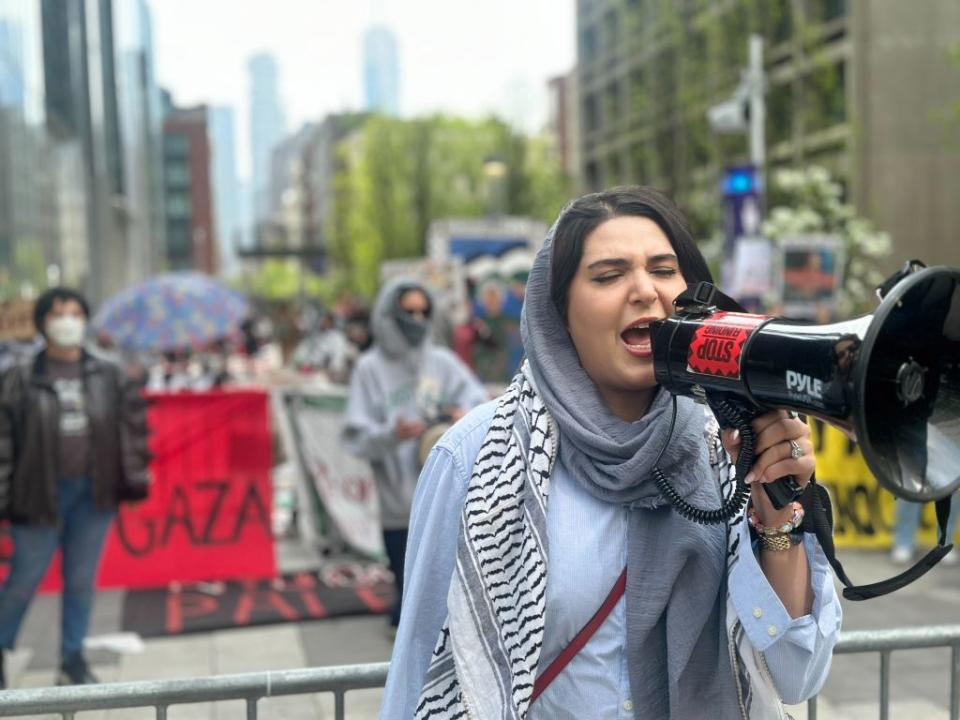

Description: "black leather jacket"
0 350 151 525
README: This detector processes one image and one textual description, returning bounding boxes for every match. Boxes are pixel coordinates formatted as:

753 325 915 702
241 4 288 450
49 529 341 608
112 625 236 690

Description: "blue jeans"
893 495 960 551
0 478 115 657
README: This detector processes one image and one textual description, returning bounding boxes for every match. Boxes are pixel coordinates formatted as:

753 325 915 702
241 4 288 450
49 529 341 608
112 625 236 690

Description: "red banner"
0 390 276 590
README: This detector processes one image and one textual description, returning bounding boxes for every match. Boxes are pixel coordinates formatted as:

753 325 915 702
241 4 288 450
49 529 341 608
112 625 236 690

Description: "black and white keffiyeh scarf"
414 367 784 720
414 367 768 719
415 369 554 719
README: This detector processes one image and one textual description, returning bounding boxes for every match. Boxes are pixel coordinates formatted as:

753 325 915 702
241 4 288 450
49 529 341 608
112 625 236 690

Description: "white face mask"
46 316 86 348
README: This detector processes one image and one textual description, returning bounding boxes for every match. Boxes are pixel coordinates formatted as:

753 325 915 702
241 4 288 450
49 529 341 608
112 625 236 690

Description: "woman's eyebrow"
586 258 631 271
647 253 679 264
586 253 678 271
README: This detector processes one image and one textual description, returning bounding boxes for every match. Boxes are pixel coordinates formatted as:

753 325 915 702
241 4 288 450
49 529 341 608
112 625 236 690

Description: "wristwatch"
758 530 804 552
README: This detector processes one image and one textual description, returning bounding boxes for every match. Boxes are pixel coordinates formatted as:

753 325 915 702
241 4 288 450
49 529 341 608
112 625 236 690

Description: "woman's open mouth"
620 321 653 358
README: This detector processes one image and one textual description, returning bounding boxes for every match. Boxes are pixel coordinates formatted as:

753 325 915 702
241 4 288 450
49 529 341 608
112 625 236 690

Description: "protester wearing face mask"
0 288 151 689
342 278 487 634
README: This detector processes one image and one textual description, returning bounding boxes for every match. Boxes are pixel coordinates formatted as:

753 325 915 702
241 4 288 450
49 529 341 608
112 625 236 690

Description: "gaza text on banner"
0 390 276 590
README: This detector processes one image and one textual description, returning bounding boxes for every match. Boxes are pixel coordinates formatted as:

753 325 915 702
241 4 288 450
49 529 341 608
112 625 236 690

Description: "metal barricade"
2 624 959 719
0 662 390 719
807 624 960 720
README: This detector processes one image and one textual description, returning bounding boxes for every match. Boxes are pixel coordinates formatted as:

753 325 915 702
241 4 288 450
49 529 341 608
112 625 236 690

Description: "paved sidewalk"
5 545 960 718
9 606 389 719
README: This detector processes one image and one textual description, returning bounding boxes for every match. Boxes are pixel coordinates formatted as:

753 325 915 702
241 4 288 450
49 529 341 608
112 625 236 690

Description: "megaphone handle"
763 475 805 510
707 396 805 510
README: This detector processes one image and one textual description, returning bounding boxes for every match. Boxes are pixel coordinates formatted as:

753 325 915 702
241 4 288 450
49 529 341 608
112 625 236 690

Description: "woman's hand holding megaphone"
722 409 817 617
720 410 815 528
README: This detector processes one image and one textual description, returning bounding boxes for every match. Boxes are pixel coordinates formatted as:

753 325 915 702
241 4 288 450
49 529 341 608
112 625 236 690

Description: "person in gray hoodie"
342 278 487 629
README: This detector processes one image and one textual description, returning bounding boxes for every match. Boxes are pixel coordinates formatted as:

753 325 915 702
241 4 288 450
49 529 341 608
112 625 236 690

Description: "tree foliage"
329 114 569 300
0 243 49 300
238 259 331 303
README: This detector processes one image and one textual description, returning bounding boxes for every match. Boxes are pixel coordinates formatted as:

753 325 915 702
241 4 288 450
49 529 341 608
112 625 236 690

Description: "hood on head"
371 276 436 358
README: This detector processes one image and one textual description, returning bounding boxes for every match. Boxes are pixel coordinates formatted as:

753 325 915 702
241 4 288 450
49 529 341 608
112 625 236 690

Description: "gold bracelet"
759 532 804 552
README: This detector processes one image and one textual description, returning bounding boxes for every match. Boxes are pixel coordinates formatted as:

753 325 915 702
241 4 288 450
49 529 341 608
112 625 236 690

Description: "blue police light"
722 166 759 197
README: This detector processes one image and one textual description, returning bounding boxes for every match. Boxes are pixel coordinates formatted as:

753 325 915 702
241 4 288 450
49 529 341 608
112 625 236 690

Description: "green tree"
240 259 329 302
762 166 891 315
0 243 50 299
329 114 569 300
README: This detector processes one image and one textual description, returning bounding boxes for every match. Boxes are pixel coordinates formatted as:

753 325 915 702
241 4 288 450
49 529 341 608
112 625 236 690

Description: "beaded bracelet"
747 502 805 537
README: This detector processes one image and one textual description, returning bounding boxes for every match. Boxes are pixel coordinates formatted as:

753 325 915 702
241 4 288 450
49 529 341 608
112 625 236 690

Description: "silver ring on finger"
789 439 804 460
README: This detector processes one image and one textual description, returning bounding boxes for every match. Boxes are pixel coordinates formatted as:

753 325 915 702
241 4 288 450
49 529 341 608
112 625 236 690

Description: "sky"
150 0 577 179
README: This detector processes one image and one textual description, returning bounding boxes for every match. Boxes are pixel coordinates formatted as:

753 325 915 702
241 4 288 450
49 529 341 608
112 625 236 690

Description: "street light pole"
706 34 769 303
706 33 766 186
748 34 766 198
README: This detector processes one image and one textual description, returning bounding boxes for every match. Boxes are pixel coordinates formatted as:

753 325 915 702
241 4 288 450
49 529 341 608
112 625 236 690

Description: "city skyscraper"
362 24 400 116
114 0 166 286
17 0 166 302
163 103 217 274
248 53 286 224
209 106 241 274
0 0 58 296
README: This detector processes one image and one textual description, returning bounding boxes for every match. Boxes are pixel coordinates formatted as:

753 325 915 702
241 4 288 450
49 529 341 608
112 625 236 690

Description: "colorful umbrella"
94 272 250 352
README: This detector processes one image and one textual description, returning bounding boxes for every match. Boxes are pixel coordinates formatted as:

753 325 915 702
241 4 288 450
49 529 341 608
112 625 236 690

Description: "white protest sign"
274 388 384 558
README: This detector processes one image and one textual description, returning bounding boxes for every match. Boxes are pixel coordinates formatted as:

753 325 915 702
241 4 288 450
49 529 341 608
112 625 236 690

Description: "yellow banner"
810 419 955 548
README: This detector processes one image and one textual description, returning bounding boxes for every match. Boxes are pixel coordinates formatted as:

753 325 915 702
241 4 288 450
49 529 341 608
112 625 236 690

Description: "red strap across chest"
530 566 628 703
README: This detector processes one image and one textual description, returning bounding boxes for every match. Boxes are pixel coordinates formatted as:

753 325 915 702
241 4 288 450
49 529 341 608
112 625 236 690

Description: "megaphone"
652 262 960 503
650 261 960 599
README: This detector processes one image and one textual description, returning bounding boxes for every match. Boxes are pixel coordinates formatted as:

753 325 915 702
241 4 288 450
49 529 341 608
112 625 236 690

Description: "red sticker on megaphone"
687 312 767 379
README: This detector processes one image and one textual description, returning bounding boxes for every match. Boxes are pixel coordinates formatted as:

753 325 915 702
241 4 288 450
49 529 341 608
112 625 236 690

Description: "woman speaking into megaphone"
381 187 842 720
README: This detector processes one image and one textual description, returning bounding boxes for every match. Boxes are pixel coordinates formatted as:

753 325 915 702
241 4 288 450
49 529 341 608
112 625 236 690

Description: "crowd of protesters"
0 280 520 399
0 285 385 689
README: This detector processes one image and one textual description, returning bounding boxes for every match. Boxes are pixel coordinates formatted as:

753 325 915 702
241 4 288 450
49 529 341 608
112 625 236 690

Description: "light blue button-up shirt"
380 401 842 719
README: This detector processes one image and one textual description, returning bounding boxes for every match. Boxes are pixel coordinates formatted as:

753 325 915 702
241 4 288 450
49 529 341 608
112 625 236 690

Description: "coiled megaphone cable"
653 396 757 524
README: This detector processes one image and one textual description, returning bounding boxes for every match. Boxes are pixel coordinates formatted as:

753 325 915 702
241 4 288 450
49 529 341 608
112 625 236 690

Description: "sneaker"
890 546 914 565
57 653 98 686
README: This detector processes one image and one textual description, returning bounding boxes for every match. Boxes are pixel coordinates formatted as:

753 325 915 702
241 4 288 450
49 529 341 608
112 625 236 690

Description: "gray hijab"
520 220 740 718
